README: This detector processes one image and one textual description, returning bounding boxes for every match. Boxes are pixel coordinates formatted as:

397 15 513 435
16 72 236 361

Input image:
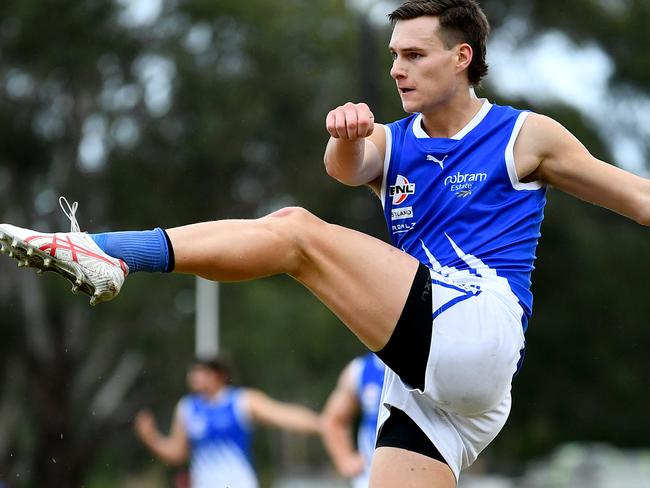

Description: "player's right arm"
321 360 365 478
133 405 189 466
324 102 386 197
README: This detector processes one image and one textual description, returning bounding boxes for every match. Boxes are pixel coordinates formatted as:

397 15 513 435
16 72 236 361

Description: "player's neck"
202 383 226 400
419 87 483 138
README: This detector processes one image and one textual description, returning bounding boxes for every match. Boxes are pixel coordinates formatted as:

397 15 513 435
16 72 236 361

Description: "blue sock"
90 228 172 273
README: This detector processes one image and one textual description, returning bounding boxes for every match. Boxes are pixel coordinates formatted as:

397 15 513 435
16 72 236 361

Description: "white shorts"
352 470 370 488
377 269 526 481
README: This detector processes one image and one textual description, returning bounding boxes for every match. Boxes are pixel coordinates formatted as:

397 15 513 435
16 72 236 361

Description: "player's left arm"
243 389 322 435
515 113 650 226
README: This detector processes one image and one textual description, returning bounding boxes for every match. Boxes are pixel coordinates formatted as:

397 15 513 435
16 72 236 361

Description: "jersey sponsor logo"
426 154 447 169
389 175 415 205
391 206 413 221
444 171 487 186
392 221 416 234
444 171 488 197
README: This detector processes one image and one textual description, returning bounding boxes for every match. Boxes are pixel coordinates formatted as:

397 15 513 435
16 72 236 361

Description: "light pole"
195 277 219 357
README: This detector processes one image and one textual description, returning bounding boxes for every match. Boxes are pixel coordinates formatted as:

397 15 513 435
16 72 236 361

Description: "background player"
322 353 385 488
133 356 321 488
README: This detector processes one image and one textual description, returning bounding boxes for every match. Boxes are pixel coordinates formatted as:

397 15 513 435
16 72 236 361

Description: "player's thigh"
370 447 456 488
282 207 420 351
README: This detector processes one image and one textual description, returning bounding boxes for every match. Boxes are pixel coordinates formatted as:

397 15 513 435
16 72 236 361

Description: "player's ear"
455 43 473 74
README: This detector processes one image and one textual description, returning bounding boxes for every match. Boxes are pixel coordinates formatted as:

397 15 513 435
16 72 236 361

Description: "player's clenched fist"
326 102 375 140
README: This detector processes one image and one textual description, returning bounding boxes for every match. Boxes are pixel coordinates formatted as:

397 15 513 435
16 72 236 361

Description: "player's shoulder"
349 355 366 373
492 102 562 133
520 111 556 127
176 394 198 419
340 356 365 391
512 111 578 180
517 112 573 151
482 101 531 126
238 387 265 407
179 393 199 405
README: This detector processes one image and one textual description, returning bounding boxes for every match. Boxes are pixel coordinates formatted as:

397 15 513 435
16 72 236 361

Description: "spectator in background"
322 353 385 487
134 356 321 488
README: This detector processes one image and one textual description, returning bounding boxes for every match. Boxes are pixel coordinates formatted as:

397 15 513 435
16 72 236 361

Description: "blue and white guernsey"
352 353 385 488
381 101 546 328
179 387 257 488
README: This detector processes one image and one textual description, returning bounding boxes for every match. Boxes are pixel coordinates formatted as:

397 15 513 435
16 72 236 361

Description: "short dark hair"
388 0 490 85
191 355 232 382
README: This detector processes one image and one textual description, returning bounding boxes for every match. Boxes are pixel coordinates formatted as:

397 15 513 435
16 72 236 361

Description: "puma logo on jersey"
426 154 448 169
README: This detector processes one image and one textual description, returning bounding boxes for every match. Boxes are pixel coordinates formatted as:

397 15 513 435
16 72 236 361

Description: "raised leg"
166 206 419 351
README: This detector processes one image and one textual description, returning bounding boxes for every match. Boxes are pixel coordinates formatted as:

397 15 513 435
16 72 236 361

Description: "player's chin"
398 97 418 113
401 101 419 114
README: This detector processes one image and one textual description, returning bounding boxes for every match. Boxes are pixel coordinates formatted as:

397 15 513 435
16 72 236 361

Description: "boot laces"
59 196 81 233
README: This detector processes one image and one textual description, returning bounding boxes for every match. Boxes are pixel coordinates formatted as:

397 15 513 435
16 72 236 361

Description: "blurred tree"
0 0 368 485
0 0 648 486
483 0 650 89
0 0 151 485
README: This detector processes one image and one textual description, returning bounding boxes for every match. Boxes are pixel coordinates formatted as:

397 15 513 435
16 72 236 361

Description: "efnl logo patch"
389 175 415 205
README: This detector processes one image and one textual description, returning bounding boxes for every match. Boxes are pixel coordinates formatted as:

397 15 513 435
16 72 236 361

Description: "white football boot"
0 197 128 305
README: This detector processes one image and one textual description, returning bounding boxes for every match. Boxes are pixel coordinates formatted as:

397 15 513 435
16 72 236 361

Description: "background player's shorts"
351 470 370 488
376 263 526 481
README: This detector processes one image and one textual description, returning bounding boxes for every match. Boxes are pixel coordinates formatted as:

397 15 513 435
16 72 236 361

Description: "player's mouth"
399 87 415 96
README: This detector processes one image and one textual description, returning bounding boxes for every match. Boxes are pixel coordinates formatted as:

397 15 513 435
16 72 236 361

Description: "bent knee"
262 207 328 272
267 206 319 224
264 207 327 239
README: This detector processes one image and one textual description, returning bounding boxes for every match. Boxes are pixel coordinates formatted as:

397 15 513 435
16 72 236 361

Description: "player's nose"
390 59 407 80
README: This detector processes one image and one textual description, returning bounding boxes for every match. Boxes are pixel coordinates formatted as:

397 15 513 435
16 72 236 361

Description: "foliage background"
0 0 648 486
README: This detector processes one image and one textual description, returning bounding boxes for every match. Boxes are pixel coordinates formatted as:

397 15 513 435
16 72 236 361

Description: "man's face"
389 16 459 114
187 365 222 395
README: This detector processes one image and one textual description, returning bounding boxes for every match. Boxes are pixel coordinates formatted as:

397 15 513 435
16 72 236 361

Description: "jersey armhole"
176 397 191 425
348 357 364 396
379 124 393 207
233 389 254 431
505 112 545 191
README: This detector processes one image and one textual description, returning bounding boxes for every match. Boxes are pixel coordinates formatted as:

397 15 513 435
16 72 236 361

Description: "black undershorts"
375 262 447 465
376 261 432 390
375 407 447 464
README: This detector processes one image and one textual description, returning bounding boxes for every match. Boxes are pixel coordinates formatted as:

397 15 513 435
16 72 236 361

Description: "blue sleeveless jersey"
179 387 257 488
382 102 546 326
356 353 385 471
